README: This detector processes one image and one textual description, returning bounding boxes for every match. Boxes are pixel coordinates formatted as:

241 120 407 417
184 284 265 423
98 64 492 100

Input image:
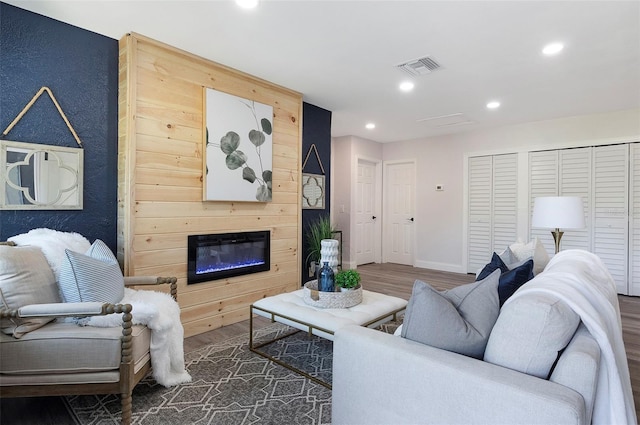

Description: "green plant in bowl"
335 269 361 290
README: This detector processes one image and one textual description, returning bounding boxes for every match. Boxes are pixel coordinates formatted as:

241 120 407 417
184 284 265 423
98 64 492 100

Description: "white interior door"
356 159 378 265
384 161 415 265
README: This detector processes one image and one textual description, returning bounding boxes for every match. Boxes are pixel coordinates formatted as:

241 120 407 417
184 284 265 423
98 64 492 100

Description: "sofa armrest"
124 276 178 300
333 325 586 425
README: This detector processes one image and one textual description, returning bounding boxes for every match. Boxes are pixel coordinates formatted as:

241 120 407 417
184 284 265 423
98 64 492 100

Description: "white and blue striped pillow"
58 239 124 304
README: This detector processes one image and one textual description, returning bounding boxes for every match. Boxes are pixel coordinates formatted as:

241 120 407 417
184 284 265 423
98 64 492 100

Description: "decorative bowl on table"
302 279 362 309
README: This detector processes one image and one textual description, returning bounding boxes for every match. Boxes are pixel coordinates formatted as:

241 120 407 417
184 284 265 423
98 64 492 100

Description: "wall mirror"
0 140 83 210
302 173 325 209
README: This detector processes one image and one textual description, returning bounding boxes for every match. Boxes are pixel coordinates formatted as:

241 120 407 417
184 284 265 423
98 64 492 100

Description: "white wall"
331 135 383 268
331 135 353 265
334 108 640 273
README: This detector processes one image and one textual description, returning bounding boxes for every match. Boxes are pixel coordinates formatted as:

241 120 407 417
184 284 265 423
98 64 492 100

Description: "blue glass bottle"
318 261 335 292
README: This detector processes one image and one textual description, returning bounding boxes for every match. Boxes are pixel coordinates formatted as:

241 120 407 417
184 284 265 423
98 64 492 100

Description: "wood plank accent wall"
117 33 302 337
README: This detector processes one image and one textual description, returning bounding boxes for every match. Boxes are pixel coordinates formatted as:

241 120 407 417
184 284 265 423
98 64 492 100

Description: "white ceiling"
6 0 640 143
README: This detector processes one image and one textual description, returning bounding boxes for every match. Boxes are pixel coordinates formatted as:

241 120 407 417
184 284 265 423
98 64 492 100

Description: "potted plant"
304 214 335 276
335 269 361 291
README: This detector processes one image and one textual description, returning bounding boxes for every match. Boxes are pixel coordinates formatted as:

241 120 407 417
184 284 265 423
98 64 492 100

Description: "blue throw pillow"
497 259 534 306
476 252 508 281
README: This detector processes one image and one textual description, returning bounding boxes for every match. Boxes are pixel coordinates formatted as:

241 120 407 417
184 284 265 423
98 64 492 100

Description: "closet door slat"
593 144 629 294
468 156 492 272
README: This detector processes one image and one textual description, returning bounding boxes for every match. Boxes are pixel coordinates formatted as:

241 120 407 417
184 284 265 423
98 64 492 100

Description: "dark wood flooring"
2 263 639 423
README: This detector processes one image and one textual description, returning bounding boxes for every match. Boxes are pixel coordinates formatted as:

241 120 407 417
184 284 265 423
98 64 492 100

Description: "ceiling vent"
417 113 474 127
396 56 442 76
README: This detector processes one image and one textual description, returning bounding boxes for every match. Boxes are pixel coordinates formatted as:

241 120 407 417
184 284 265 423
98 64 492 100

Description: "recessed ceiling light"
542 42 564 56
365 123 376 130
486 101 501 109
399 81 415 92
236 0 259 9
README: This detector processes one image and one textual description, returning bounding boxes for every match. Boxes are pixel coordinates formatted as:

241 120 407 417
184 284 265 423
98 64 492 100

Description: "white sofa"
332 250 636 425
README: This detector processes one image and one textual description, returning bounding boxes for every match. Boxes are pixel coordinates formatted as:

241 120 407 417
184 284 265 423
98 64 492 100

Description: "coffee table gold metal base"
249 290 407 389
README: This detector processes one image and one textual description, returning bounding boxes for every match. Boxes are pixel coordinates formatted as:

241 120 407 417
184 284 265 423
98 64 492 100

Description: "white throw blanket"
82 288 192 387
506 249 636 425
8 228 91 279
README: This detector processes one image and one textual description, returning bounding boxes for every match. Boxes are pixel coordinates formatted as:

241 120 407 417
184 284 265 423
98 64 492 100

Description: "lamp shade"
531 196 586 229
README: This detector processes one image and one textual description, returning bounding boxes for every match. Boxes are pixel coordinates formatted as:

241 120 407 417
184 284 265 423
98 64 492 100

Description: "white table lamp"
531 196 585 254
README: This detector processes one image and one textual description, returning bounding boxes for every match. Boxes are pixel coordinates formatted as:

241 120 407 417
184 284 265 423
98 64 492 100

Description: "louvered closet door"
593 144 629 294
559 148 591 251
629 143 640 295
492 154 518 253
529 151 559 255
468 156 492 272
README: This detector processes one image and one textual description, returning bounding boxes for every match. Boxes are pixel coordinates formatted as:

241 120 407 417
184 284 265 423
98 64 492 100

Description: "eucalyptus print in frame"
204 88 273 202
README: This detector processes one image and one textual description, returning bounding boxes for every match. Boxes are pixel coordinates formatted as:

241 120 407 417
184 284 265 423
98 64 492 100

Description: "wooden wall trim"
117 33 138 275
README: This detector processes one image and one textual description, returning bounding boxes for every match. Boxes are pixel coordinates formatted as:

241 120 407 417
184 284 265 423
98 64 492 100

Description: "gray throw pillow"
484 292 580 378
58 239 125 304
499 246 519 265
401 269 501 358
0 245 61 338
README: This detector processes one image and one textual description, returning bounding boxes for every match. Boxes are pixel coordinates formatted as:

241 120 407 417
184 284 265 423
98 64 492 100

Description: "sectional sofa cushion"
401 269 500 358
58 239 124 304
0 245 61 338
484 292 580 378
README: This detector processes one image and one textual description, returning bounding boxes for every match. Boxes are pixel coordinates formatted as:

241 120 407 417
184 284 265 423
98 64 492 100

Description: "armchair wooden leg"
121 391 132 425
116 304 134 425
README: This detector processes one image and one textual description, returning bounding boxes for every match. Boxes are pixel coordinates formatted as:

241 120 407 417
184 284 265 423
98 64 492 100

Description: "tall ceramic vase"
320 239 339 274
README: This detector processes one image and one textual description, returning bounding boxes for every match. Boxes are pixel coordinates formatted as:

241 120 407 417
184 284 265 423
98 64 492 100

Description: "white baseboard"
414 260 466 274
343 260 357 270
352 260 468 275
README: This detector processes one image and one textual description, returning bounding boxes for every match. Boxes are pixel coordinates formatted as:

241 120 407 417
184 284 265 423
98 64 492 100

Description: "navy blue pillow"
476 252 508 281
498 259 534 306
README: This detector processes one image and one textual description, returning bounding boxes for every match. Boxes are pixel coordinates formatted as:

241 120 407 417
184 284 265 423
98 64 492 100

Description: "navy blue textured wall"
0 3 118 250
301 102 332 284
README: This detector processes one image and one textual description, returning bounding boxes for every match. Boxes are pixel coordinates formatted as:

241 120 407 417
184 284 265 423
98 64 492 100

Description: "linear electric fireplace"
187 231 270 284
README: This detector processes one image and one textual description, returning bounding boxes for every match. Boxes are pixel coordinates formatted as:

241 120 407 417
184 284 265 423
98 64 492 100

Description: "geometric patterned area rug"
65 320 401 425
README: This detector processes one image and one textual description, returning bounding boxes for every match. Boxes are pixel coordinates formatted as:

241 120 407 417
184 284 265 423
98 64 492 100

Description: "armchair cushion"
0 322 151 376
0 245 61 338
58 239 124 304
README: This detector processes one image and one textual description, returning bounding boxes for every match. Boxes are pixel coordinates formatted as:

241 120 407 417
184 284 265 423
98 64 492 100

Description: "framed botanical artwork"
203 87 273 202
302 173 325 209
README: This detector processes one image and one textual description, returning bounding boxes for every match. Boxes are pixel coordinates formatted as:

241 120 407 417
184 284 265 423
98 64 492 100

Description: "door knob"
410 217 414 222
372 216 377 220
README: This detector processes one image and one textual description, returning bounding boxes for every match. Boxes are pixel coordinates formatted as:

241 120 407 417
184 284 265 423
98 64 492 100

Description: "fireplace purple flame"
187 231 270 284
